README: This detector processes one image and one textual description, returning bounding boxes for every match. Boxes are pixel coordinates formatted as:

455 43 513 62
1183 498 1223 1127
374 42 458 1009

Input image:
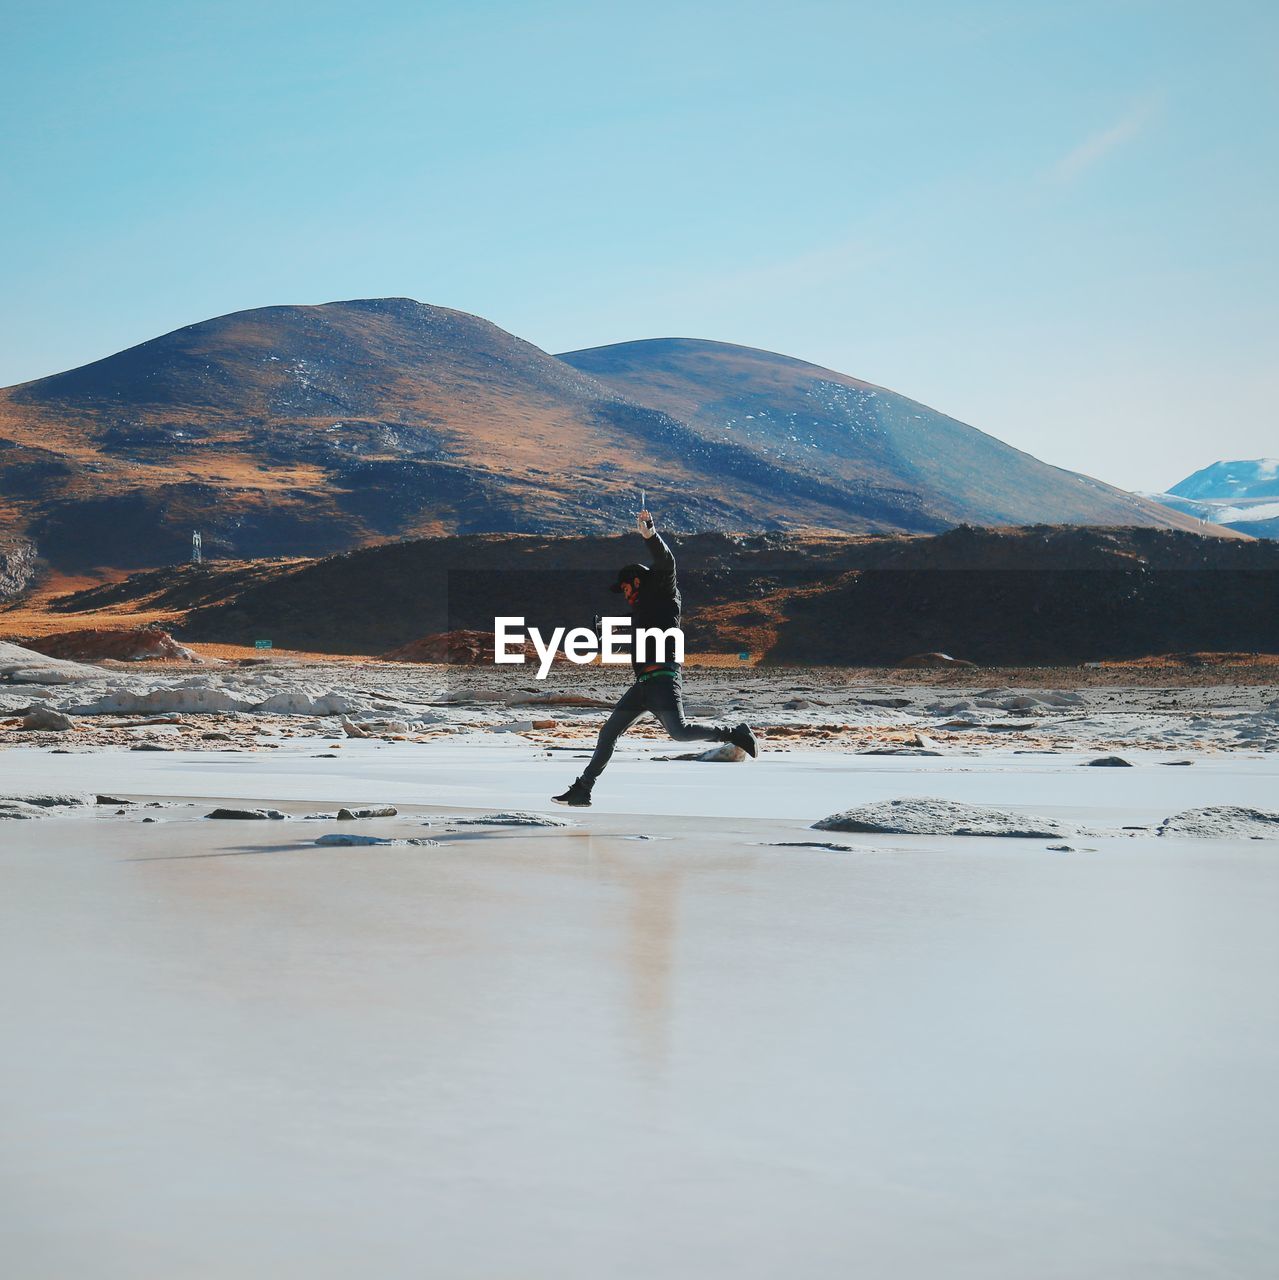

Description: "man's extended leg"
645 677 758 756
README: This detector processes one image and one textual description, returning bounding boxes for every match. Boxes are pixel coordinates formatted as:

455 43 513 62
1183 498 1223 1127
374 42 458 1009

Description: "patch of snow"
73 688 260 715
0 642 98 684
1216 501 1279 523
254 689 363 716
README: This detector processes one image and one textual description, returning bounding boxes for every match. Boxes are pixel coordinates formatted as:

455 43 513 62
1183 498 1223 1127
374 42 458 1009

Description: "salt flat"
2 742 1277 1278
3 733 1279 821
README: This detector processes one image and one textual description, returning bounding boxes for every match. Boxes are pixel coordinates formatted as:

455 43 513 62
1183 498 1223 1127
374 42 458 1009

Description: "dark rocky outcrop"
29 524 1279 666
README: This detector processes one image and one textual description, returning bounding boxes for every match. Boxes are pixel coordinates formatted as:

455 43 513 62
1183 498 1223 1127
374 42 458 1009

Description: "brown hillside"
0 300 1209 582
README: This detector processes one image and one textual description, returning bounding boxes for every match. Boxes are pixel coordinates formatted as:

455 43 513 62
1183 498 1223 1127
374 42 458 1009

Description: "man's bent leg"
645 677 733 745
580 682 648 787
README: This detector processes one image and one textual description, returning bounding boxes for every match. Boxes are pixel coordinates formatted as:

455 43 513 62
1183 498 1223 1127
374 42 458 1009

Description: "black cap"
610 563 650 593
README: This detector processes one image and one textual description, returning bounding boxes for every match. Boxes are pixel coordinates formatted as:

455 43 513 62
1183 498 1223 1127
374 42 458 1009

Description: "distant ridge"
1168 459 1279 501
38 524 1278 661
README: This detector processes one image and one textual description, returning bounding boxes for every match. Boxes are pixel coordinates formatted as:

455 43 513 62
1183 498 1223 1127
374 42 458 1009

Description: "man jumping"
552 508 758 807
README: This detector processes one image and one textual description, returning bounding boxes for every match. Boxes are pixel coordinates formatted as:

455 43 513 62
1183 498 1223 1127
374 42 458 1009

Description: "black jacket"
629 532 682 677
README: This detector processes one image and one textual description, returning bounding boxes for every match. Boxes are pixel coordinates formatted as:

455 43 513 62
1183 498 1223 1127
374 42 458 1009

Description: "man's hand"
636 509 656 537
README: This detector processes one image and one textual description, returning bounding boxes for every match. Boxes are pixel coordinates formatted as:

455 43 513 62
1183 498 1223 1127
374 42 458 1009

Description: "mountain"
557 338 1198 532
1146 459 1279 540
1168 459 1279 501
0 298 1207 579
0 297 729 570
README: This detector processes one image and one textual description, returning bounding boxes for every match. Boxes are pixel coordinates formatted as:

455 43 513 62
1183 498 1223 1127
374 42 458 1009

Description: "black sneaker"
552 779 593 807
729 723 759 758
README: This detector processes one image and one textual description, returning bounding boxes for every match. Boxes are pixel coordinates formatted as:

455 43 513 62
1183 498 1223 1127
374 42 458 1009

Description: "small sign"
255 640 273 650
738 651 750 661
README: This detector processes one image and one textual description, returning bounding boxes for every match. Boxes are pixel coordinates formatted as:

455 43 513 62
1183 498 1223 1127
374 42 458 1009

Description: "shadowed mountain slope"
558 338 1195 532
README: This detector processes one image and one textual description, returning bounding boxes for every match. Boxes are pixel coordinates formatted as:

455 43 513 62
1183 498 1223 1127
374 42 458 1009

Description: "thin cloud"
1050 96 1163 184
658 236 886 312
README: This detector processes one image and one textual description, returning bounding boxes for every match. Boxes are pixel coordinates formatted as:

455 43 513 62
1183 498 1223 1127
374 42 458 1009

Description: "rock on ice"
814 797 1066 838
1158 806 1279 839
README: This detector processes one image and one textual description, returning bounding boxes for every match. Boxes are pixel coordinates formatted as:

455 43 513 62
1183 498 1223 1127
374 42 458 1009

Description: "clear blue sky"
3 0 1275 490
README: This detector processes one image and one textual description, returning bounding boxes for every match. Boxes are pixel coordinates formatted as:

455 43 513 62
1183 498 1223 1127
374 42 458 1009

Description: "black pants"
580 675 733 787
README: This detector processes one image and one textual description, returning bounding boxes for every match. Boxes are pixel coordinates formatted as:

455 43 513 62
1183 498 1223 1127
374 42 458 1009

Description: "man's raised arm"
636 509 676 594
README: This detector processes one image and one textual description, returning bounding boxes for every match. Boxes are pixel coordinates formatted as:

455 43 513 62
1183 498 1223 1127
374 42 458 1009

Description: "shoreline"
5 656 1279 757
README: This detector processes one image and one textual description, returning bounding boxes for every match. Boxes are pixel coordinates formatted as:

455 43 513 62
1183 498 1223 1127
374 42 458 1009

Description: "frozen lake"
2 744 1277 1277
